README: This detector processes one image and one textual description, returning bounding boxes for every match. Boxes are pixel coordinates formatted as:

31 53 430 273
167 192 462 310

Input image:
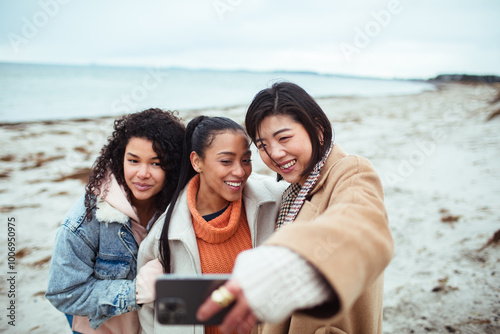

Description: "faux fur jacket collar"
95 199 130 225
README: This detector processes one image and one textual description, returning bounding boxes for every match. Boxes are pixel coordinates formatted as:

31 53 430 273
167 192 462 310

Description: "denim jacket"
46 194 138 329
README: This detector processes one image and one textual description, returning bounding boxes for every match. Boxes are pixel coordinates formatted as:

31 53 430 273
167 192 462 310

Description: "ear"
315 120 325 144
318 131 324 144
190 151 202 173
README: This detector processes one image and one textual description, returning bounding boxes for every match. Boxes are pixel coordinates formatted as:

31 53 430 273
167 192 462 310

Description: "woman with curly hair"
46 108 185 334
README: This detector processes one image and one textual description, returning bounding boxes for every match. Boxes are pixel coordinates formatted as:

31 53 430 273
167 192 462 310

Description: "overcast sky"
1 0 499 79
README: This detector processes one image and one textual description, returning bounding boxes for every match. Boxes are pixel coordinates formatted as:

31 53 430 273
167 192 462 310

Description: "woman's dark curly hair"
84 108 185 221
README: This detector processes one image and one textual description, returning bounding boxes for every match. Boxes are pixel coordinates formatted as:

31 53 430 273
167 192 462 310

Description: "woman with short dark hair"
198 82 394 334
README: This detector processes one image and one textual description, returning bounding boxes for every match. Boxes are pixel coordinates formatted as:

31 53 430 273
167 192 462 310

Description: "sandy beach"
0 82 499 333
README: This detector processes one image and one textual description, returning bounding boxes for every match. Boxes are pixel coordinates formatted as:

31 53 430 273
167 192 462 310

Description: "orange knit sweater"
187 176 252 334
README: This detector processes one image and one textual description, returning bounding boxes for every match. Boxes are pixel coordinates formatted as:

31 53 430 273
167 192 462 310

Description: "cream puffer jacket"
137 174 286 334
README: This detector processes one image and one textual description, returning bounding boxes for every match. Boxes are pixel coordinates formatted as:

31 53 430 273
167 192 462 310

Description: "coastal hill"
428 74 500 84
428 74 500 120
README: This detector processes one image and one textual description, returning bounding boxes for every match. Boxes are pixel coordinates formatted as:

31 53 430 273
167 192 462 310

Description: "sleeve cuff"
232 245 334 323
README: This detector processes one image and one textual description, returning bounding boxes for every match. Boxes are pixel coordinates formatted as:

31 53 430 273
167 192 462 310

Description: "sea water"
0 62 434 123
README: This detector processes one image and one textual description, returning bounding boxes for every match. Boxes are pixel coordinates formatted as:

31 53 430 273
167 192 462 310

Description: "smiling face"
256 114 313 185
123 137 166 208
191 131 252 215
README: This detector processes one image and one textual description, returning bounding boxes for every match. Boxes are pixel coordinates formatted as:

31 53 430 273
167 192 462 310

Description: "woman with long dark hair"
137 116 285 334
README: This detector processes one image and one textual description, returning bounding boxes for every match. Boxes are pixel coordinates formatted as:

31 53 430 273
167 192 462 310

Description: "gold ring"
211 286 235 307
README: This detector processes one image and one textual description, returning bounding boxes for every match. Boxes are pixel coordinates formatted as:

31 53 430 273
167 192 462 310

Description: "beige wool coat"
258 144 394 334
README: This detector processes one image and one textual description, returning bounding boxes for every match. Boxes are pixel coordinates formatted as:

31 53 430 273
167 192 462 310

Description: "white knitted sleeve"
231 245 334 323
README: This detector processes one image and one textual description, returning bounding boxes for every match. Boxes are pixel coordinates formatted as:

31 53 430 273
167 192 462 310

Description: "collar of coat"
95 198 130 225
308 144 348 197
93 172 140 225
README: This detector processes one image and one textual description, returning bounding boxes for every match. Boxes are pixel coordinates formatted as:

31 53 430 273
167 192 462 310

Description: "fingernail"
196 310 206 321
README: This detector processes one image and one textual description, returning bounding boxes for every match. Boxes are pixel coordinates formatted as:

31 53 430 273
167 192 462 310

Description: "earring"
198 168 201 172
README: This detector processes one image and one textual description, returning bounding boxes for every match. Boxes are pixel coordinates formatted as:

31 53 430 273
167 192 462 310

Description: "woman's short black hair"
245 82 332 180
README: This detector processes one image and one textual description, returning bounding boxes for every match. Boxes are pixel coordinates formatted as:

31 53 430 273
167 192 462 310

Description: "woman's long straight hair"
158 116 247 272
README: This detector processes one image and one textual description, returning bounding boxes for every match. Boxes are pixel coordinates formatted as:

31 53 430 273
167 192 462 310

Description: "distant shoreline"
3 80 500 127
0 89 432 127
4 61 499 83
2 63 499 125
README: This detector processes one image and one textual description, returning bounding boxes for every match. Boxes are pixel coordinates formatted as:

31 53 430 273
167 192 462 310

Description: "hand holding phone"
196 279 259 334
155 274 233 325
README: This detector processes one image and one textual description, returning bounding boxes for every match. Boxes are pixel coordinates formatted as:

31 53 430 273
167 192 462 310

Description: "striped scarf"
276 142 333 230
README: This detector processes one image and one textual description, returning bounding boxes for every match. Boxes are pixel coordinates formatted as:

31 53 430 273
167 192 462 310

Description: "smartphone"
155 274 233 325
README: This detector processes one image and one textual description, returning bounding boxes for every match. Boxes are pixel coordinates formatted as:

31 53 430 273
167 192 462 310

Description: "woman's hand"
197 279 258 334
136 259 164 305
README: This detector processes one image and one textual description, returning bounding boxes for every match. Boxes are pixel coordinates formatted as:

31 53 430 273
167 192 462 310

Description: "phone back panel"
155 274 232 325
